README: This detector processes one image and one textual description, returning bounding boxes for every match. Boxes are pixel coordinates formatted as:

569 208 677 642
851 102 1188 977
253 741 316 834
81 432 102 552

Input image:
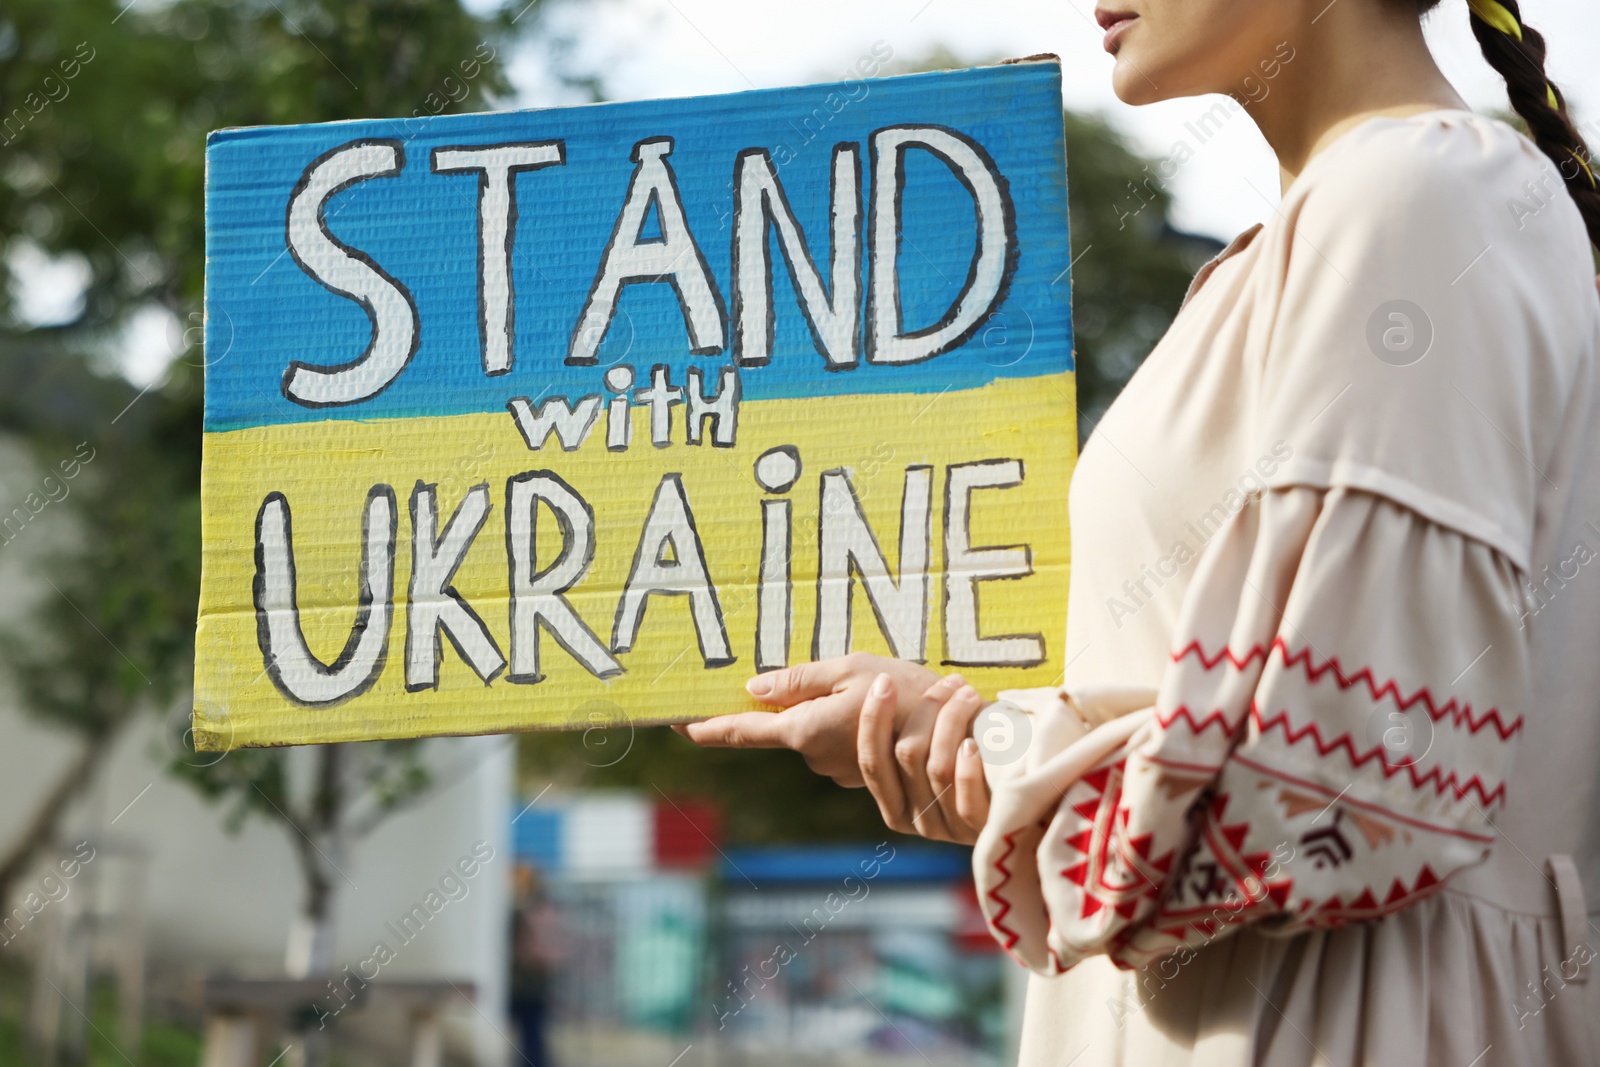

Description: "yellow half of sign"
193 372 1075 750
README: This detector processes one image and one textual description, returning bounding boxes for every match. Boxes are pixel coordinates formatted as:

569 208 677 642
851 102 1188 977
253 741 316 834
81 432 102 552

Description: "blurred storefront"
511 792 1005 1066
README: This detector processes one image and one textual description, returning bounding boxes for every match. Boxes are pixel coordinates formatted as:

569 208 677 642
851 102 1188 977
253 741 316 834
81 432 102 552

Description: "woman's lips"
1095 10 1137 54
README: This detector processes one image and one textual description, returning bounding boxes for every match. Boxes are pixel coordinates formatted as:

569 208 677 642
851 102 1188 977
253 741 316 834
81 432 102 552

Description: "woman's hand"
858 672 991 844
674 654 946 787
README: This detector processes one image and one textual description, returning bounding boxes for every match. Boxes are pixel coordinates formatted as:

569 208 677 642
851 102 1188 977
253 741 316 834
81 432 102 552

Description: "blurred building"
0 703 515 1067
514 793 1007 1067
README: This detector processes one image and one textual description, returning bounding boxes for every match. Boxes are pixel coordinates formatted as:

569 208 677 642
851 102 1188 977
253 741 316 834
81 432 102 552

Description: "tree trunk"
0 725 118 906
282 744 348 1067
283 836 340 978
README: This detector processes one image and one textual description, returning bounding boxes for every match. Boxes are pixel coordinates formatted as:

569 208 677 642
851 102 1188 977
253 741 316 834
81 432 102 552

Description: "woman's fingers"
893 699 953 842
859 674 913 833
680 692 869 787
926 685 984 830
782 692 868 786
680 710 791 748
859 672 979 842
919 673 964 714
745 657 854 708
953 737 991 841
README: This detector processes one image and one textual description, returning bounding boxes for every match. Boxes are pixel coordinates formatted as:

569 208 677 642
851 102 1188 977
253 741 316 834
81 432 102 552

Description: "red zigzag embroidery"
986 832 1022 951
1170 637 1522 740
1249 702 1507 805
1152 701 1509 804
1155 705 1238 736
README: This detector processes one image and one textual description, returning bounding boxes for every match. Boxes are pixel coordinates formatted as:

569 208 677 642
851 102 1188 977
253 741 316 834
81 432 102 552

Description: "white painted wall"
0 706 516 1065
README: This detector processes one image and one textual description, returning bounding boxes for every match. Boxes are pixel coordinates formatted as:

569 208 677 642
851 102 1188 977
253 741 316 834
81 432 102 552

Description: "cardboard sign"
195 59 1076 750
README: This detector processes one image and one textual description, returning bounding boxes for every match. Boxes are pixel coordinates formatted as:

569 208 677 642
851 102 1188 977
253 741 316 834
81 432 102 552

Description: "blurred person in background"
682 0 1600 1063
510 863 561 1067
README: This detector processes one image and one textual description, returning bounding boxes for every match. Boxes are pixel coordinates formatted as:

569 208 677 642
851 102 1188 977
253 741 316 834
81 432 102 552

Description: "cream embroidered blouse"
973 111 1600 1065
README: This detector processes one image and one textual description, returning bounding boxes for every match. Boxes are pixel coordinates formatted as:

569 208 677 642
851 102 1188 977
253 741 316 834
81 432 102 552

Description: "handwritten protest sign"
195 58 1077 750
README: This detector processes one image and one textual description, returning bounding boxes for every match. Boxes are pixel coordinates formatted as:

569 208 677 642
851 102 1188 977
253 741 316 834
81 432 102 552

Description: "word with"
254 456 1041 705
1112 41 1295 232
2 442 97 546
2 42 96 146
280 123 1013 405
1509 518 1600 630
508 364 740 452
315 840 495 1028
1105 840 1296 1028
0 842 96 948
711 842 896 1029
1105 441 1293 628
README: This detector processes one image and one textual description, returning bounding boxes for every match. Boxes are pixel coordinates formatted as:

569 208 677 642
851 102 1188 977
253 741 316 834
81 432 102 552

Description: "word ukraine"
197 60 1076 747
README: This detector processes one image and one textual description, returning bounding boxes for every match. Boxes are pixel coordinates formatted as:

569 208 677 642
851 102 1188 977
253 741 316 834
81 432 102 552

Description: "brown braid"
1419 0 1600 248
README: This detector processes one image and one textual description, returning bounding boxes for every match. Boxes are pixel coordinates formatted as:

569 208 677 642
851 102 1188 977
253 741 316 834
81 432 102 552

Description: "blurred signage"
195 59 1076 748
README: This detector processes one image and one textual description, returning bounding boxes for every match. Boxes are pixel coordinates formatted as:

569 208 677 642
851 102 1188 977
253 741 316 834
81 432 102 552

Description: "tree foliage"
0 0 562 908
0 326 200 897
1060 109 1221 431
1 0 532 323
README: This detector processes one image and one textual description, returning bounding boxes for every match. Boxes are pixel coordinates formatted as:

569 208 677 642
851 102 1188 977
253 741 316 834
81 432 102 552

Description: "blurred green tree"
0 0 578 987
1060 107 1222 432
0 327 198 903
518 49 1220 844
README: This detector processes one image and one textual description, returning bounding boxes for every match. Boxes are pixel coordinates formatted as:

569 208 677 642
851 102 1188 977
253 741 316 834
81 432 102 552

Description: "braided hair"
1418 0 1600 248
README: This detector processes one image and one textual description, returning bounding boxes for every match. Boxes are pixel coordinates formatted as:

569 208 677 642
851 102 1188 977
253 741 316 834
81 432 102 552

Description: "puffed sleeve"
970 114 1571 975
973 485 1529 973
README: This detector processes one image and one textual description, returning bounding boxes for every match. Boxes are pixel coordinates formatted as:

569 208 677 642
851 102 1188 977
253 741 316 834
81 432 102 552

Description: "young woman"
680 0 1600 1062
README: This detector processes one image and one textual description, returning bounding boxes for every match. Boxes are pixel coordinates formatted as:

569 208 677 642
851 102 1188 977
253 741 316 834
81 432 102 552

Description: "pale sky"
504 0 1600 240
82 0 1600 383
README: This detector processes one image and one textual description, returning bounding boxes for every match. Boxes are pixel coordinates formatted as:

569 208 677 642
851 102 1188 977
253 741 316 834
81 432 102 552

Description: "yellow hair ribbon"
1570 150 1599 191
1468 0 1523 41
1468 0 1567 115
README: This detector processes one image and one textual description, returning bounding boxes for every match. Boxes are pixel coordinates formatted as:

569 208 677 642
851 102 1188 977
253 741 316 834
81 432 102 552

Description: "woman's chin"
1110 60 1167 106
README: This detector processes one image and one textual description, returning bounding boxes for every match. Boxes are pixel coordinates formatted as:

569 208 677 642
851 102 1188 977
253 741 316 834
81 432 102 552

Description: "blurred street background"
0 1 1595 1064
